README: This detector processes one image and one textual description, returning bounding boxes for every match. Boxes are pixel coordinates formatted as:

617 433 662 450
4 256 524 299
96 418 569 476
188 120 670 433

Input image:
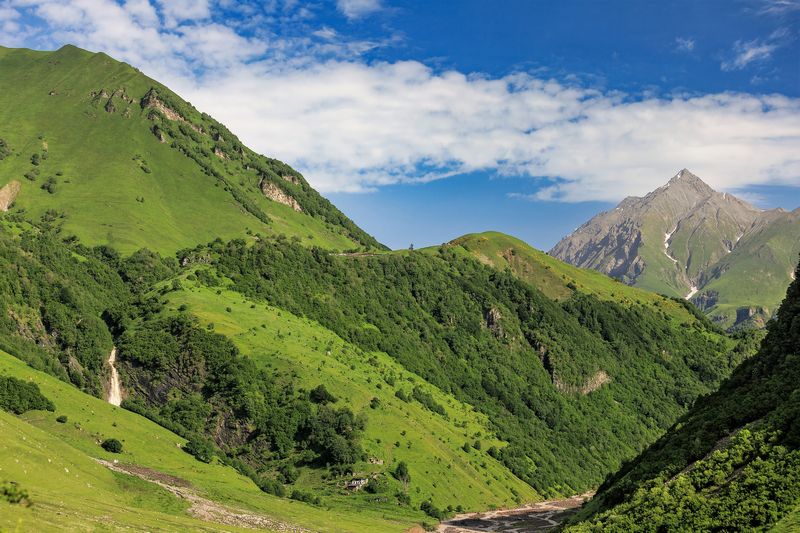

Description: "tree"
309 384 337 404
394 461 411 492
101 438 123 453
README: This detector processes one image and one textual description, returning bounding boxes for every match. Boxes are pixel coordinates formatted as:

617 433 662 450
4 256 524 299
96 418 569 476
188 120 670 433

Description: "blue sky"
1 0 799 249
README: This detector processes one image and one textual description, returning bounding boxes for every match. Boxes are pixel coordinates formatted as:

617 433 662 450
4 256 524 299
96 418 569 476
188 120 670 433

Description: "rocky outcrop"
485 307 504 338
260 180 302 212
554 370 611 395
0 180 21 211
141 89 204 134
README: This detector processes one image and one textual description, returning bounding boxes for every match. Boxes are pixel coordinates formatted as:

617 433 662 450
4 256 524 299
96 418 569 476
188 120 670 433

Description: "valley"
0 41 796 533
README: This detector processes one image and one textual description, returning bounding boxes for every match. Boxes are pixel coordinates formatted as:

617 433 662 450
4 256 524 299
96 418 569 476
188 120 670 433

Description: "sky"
1 0 799 249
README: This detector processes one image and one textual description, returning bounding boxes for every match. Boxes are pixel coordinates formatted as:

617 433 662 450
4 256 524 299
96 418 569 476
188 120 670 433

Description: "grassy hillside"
0 45 381 254
199 235 750 498
161 279 539 511
0 348 426 532
444 232 701 317
701 210 800 328
565 257 800 532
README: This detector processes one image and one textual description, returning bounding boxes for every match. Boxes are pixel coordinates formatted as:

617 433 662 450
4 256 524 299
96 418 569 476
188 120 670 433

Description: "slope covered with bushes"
566 257 800 531
188 235 747 496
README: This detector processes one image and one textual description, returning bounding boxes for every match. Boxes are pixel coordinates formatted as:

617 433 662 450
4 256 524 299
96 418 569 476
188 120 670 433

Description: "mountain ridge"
550 169 799 327
0 44 383 253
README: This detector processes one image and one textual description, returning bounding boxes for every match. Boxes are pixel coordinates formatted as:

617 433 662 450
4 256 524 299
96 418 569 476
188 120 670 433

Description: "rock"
260 180 302 212
0 180 21 211
485 307 504 337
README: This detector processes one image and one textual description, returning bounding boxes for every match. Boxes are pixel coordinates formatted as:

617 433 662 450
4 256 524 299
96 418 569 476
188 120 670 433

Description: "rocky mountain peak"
550 169 798 328
656 168 715 201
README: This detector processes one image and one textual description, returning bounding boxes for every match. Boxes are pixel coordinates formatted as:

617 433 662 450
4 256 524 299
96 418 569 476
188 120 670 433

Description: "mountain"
0 45 765 532
565 257 800 531
0 44 382 253
550 169 800 328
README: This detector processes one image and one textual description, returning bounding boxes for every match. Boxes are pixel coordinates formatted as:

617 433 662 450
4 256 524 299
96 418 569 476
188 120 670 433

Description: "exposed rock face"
551 169 800 328
554 370 611 395
0 180 21 211
140 89 204 134
260 180 302 212
485 307 504 337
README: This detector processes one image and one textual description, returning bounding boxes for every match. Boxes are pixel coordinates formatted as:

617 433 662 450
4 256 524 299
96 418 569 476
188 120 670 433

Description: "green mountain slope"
699 208 800 328
0 215 753 528
565 257 800 532
0 348 406 533
0 45 381 253
200 236 751 497
0 44 772 531
444 232 701 316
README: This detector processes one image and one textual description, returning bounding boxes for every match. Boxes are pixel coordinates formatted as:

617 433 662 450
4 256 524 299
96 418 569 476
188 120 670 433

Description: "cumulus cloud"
1 0 799 202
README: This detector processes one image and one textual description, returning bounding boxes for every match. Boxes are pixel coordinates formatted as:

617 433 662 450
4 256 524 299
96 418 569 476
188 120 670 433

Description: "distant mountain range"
550 169 800 328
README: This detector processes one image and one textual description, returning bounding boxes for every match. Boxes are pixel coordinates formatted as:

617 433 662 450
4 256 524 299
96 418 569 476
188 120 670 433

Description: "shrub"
279 464 300 484
56 415 68 423
365 476 389 494
258 478 286 497
290 490 321 505
309 384 337 404
396 490 411 505
0 376 55 414
393 461 411 490
40 176 57 194
101 438 123 453
183 437 214 463
420 499 447 520
0 481 30 506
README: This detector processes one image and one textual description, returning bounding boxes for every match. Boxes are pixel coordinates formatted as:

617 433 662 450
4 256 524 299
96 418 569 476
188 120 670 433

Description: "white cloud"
337 0 382 20
1 0 799 203
155 0 210 27
722 39 778 70
757 0 800 15
675 36 695 52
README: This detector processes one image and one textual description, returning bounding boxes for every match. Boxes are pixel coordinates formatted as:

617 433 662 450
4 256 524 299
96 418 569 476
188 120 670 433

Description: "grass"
164 276 541 513
770 505 800 532
0 349 435 532
441 231 707 324
0 45 363 255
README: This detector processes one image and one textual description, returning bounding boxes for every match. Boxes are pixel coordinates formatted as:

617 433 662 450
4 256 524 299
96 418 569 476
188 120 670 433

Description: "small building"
345 478 369 491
